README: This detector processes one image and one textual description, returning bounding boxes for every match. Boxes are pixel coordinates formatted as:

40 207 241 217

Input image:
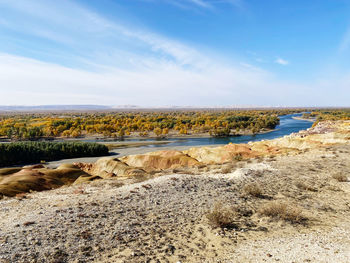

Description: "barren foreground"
1 142 350 262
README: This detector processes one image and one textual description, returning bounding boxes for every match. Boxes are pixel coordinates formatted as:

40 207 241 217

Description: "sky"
0 0 349 107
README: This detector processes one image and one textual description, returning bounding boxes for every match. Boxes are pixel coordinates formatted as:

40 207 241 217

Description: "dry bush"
206 203 238 229
295 181 317 192
221 164 234 174
242 182 263 197
221 168 231 174
72 187 85 194
332 173 348 182
149 169 162 175
108 181 124 188
200 166 209 173
234 154 243 161
259 201 307 224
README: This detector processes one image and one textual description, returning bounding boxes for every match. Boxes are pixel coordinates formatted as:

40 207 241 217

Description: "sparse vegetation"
295 180 317 192
234 154 243 161
221 163 234 174
242 182 263 197
304 109 350 122
332 173 348 182
206 203 238 229
259 201 307 224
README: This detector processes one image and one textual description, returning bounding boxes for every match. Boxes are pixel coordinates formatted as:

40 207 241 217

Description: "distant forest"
303 109 350 122
0 142 109 167
0 109 307 140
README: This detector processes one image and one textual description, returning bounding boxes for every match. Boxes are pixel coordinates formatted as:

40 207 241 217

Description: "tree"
162 128 169 136
154 127 162 137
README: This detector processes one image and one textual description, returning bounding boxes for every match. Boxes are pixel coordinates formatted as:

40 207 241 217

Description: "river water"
127 113 313 149
46 113 313 167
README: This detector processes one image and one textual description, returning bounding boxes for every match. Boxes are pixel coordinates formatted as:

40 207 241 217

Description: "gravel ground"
1 144 350 263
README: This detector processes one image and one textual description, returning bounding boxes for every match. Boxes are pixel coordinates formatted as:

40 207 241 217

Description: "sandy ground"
292 116 316 122
1 143 349 263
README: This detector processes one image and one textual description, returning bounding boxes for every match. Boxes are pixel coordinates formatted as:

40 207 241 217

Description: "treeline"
0 109 303 140
0 142 109 167
303 109 350 122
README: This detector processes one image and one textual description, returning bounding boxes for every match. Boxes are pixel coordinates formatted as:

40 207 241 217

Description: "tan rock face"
262 120 350 150
77 157 146 178
0 167 89 197
120 150 200 171
1 120 349 198
184 144 260 164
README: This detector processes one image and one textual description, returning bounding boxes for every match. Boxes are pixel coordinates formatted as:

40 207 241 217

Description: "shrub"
234 154 243 161
242 182 263 197
259 201 306 224
332 173 348 182
221 164 234 174
295 181 317 192
206 203 238 229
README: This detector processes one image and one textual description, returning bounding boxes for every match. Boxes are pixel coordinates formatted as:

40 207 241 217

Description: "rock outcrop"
76 157 146 178
0 165 89 197
1 120 349 198
120 150 200 171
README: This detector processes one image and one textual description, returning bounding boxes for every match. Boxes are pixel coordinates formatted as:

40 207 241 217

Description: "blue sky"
0 0 349 106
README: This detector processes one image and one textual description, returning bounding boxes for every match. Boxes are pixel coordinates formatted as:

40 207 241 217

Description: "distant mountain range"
0 105 346 112
0 105 111 112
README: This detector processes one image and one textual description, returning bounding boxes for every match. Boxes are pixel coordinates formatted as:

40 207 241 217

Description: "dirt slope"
0 142 349 263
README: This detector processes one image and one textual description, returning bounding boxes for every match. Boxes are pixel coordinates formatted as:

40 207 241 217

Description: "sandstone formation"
75 157 146 178
0 165 89 197
120 150 200 171
0 120 349 198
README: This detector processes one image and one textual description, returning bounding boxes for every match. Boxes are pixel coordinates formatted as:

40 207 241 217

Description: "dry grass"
242 182 263 197
234 154 243 161
332 173 348 182
221 164 234 174
206 203 238 229
259 201 307 224
295 180 317 192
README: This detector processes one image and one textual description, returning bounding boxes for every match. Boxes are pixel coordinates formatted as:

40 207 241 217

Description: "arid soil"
0 143 350 263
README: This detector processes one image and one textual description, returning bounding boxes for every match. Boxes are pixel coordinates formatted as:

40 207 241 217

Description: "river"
47 113 313 167
139 113 313 148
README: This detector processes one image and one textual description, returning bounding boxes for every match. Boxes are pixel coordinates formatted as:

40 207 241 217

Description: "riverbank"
1 130 349 262
102 140 173 150
0 128 274 143
0 114 314 169
292 116 316 122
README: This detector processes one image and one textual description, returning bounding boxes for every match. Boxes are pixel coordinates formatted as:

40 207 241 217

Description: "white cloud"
162 0 243 10
0 0 348 107
188 0 211 8
2 53 347 107
339 26 350 52
275 58 289 65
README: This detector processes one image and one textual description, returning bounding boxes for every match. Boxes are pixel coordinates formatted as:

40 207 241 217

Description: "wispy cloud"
188 0 211 8
162 0 243 10
0 0 347 107
339 26 350 52
275 58 289 66
0 53 306 106
0 0 210 69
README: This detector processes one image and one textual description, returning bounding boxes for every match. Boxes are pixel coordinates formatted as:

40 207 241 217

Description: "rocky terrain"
0 121 349 262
